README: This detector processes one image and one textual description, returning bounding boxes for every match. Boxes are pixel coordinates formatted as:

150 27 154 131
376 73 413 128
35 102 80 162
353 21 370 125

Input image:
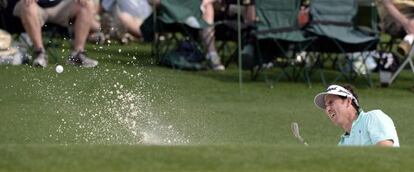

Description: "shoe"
206 52 225 71
33 49 48 67
67 51 98 68
397 40 411 56
397 34 414 55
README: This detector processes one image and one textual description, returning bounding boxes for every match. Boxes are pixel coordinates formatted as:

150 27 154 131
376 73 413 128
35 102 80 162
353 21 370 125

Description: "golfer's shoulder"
365 109 385 115
364 109 392 121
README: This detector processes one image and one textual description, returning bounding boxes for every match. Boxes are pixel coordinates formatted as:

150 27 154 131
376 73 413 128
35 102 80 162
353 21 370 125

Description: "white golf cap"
314 85 359 110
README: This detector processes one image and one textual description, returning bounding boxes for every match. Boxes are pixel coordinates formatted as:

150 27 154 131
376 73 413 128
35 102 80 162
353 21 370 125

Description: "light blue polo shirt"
338 110 400 147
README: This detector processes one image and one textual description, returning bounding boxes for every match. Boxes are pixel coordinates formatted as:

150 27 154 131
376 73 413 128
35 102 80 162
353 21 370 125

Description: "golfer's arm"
376 140 394 147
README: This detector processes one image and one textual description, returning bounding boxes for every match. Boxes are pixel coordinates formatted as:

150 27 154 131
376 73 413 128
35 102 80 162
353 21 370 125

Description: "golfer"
314 84 400 147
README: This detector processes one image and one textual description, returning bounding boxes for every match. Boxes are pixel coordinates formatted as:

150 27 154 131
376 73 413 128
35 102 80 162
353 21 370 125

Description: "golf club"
291 122 309 146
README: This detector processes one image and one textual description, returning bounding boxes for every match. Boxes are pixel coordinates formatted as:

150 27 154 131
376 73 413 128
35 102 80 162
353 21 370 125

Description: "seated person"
87 0 106 44
219 0 256 24
378 0 414 54
202 0 256 70
201 0 225 70
149 0 225 71
100 0 152 43
13 0 98 68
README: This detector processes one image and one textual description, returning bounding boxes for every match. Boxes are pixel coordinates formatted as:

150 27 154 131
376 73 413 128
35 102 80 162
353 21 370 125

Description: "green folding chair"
306 0 379 87
213 1 255 68
141 0 209 69
249 0 315 86
385 43 414 85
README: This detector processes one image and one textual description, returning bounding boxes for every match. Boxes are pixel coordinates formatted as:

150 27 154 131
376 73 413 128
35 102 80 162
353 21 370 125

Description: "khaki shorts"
13 0 75 27
114 6 144 30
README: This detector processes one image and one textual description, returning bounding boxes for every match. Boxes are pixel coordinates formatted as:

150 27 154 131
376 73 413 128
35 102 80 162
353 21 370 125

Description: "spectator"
314 84 399 147
378 0 414 55
87 0 105 44
199 0 226 70
100 0 152 42
204 0 257 70
220 0 256 24
13 0 98 68
148 0 225 70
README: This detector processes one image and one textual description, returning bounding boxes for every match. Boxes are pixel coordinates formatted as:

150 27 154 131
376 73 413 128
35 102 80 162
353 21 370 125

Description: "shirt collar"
341 110 364 136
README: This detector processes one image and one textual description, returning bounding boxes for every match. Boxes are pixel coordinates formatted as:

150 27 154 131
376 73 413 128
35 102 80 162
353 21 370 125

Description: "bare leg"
71 1 94 51
201 0 216 53
117 11 142 38
19 2 44 50
382 0 414 34
90 1 101 33
244 5 256 24
201 0 224 70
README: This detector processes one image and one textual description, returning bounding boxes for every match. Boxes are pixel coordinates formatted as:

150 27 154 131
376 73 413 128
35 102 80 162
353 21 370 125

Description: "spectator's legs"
201 0 216 53
201 0 225 70
71 1 94 52
382 0 414 34
15 2 48 67
91 1 101 32
19 3 44 50
67 1 98 68
244 5 256 24
117 11 142 38
87 1 105 45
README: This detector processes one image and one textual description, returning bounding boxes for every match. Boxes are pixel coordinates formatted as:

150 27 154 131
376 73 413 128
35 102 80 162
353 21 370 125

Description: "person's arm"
366 110 399 147
381 0 414 34
376 139 394 147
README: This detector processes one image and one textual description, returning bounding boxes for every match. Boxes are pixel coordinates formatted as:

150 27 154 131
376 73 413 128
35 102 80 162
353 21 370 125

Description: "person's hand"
23 0 37 6
74 0 88 6
404 19 414 35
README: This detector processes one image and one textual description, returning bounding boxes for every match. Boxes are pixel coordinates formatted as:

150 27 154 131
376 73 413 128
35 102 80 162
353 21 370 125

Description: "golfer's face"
324 95 347 125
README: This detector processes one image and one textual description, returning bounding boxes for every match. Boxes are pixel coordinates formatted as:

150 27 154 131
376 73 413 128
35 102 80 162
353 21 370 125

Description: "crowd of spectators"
1 0 414 71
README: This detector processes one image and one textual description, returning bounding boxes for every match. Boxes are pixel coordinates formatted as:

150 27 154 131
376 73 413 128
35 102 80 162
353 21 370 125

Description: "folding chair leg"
303 67 312 88
388 54 414 85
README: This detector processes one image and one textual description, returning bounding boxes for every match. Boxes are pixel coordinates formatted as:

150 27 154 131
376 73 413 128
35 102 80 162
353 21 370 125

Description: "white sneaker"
67 51 98 68
206 52 225 71
33 50 48 68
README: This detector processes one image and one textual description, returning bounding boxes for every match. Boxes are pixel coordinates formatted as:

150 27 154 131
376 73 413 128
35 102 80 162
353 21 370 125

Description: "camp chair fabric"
213 1 255 67
158 0 208 29
140 0 209 69
306 0 379 86
308 0 377 44
141 0 208 42
250 0 314 86
255 0 307 42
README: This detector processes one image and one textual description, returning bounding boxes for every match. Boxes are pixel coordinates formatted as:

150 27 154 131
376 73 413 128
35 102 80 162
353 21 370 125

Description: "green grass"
1 42 414 171
1 145 413 172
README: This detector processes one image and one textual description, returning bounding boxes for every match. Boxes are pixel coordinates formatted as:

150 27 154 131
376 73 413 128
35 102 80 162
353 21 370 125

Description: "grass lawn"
1 41 414 171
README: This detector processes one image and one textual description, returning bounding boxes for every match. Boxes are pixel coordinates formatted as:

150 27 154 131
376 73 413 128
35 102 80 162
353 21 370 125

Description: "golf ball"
55 65 64 73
